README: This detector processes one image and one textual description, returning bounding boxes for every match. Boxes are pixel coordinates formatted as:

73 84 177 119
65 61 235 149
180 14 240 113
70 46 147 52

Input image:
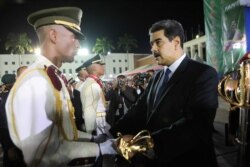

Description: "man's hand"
99 139 118 155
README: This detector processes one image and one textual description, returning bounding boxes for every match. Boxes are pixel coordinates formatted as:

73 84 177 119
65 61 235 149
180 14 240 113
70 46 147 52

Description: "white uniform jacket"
79 77 109 135
5 55 99 167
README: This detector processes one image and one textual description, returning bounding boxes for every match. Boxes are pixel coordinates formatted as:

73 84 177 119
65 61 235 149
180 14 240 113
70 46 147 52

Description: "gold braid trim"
67 99 78 140
54 20 81 31
9 68 78 166
44 70 78 141
10 68 39 141
54 89 65 138
10 68 78 141
9 68 58 166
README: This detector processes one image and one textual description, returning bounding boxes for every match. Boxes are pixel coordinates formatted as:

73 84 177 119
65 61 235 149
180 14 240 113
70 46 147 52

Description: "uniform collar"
88 74 103 88
37 55 59 71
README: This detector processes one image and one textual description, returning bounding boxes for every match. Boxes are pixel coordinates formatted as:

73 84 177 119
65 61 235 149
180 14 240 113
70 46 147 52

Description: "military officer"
5 7 116 167
72 67 88 131
77 55 111 142
75 67 89 88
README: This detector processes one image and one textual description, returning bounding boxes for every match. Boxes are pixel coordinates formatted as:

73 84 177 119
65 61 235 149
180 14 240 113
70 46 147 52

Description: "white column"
198 43 203 61
191 46 195 59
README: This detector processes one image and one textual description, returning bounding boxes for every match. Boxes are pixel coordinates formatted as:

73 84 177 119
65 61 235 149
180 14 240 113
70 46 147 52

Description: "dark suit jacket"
110 56 219 167
72 89 85 131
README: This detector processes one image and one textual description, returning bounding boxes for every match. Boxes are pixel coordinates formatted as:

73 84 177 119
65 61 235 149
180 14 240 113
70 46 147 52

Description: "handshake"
95 130 154 161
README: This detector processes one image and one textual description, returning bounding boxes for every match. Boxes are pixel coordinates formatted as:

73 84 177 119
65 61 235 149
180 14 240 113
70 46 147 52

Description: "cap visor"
65 26 85 40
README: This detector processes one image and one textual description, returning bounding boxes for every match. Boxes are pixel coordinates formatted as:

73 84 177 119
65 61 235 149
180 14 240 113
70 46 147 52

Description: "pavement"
214 97 238 167
0 96 239 167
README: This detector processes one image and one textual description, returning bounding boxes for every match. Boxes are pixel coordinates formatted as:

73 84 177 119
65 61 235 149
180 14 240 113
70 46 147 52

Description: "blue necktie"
155 68 171 103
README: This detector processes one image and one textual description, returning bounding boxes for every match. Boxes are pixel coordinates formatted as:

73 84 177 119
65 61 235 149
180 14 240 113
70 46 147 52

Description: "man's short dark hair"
149 19 185 48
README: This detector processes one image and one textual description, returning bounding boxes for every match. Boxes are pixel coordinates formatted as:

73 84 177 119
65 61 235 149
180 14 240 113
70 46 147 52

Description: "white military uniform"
5 55 99 167
75 80 84 90
80 76 109 135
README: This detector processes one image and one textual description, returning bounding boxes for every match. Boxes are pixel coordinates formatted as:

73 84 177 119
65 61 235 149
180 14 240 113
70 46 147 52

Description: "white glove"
99 139 117 155
92 133 108 143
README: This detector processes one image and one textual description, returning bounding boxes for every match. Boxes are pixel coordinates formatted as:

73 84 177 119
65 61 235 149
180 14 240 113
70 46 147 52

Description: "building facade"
0 35 206 83
0 53 148 83
184 35 206 62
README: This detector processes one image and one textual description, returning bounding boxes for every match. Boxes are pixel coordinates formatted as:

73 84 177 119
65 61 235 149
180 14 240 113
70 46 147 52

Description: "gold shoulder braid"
11 67 78 141
44 66 78 140
117 130 154 161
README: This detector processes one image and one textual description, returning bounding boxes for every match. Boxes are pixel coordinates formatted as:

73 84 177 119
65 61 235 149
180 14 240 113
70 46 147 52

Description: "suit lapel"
147 70 162 117
147 57 190 122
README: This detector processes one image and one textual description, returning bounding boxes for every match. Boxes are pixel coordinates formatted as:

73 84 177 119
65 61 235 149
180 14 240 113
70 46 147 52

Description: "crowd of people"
0 66 28 167
0 6 220 167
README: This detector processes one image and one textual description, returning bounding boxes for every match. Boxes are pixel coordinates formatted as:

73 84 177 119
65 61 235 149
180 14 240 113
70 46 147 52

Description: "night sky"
0 0 204 54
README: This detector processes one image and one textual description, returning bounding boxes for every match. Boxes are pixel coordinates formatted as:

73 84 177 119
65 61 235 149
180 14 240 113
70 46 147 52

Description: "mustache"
153 53 160 57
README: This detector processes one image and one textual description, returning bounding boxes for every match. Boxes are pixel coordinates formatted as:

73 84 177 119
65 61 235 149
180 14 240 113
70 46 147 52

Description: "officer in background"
71 67 89 131
75 67 89 88
77 54 111 141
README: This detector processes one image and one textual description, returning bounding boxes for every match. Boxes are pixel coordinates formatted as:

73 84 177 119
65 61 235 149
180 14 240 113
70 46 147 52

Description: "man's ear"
173 36 181 50
49 28 57 44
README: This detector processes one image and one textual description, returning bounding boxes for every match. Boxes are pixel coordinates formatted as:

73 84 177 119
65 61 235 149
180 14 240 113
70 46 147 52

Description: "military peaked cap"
76 54 105 72
27 6 85 40
75 66 86 73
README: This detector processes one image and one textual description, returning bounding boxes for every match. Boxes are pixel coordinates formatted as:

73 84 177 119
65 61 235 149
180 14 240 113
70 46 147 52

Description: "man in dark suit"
110 19 219 167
